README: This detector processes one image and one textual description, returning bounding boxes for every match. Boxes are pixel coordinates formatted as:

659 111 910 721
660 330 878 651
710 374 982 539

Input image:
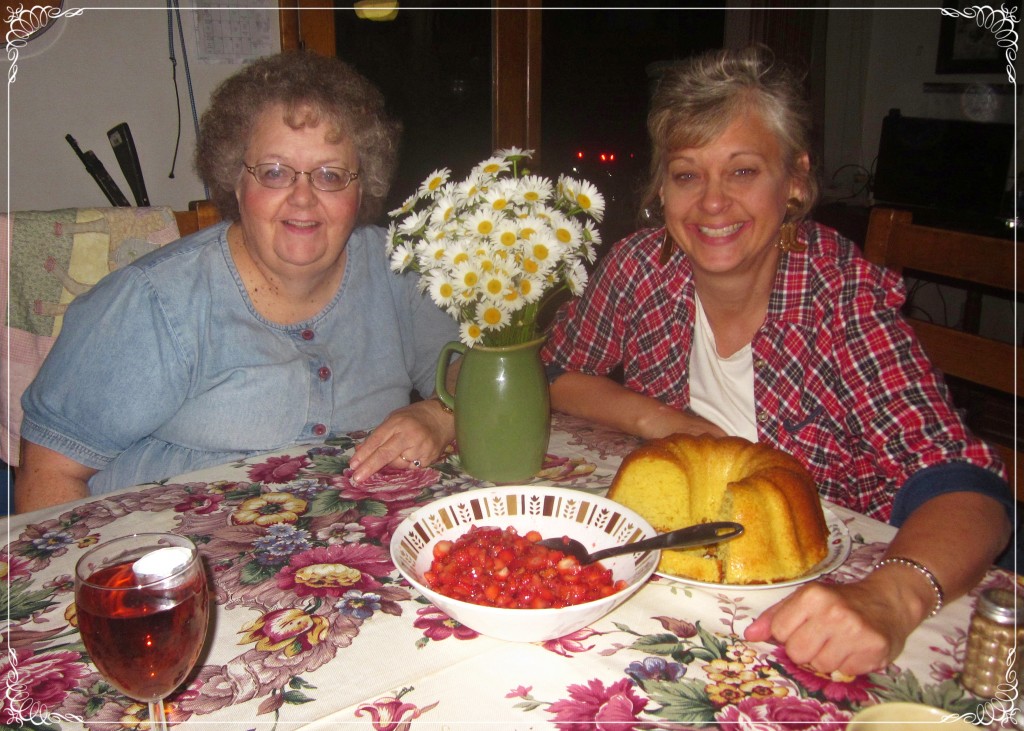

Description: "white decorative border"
5 12 85 726
946 646 1021 726
5 5 83 81
940 3 1020 82
4 647 84 725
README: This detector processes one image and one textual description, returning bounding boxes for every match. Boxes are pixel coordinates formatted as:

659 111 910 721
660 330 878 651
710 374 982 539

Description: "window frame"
278 2 543 165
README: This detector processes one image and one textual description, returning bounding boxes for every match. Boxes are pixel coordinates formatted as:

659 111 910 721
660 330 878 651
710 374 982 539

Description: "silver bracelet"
873 556 945 617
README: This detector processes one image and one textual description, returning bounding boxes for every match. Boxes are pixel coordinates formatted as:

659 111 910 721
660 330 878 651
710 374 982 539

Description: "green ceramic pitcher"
435 336 551 483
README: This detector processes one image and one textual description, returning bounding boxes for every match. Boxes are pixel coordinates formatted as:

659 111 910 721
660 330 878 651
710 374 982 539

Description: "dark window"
542 8 725 242
334 6 492 216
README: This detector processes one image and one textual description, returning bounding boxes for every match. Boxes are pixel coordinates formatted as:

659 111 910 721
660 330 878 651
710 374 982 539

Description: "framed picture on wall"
936 2 1005 74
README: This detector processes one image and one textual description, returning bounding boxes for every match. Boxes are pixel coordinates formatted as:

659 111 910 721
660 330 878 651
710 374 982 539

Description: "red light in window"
576 151 585 159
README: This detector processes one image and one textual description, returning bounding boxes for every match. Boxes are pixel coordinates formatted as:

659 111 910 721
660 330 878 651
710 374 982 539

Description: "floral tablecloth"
3 413 1021 730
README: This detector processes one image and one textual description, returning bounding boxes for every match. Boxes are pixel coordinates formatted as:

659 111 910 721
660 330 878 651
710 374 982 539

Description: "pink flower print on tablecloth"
0 648 90 725
413 605 479 642
715 695 851 730
276 543 395 599
546 677 648 730
248 454 310 484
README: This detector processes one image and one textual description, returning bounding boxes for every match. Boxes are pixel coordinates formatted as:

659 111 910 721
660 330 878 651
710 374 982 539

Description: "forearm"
549 371 725 440
875 490 1011 617
14 440 97 513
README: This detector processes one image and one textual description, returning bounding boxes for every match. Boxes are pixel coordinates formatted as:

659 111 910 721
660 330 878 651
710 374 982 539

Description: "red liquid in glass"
76 560 208 702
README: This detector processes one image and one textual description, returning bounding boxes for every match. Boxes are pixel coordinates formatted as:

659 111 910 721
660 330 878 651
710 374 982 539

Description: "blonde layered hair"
640 45 818 227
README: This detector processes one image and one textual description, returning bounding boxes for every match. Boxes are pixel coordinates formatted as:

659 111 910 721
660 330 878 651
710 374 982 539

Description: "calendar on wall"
194 0 278 64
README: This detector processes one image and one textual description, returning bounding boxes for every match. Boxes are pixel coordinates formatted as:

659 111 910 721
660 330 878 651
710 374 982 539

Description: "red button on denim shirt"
301 329 315 341
313 423 327 437
318 366 331 381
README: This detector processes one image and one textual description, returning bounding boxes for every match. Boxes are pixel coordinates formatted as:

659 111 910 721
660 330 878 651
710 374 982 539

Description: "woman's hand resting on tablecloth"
745 491 1012 676
743 575 928 676
348 397 455 482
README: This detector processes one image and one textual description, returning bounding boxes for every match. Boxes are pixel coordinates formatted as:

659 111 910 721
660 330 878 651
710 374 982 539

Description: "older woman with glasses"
16 52 458 513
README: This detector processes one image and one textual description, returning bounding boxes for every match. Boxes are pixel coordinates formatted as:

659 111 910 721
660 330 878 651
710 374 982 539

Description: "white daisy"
556 175 576 203
388 192 419 217
418 168 451 197
460 320 485 347
517 271 546 304
582 220 602 251
516 215 548 241
526 233 565 271
502 282 524 309
428 193 457 225
466 209 498 238
565 260 590 296
483 184 512 214
494 220 520 249
480 270 511 301
389 243 414 272
452 260 481 292
476 301 512 331
414 239 449 269
397 209 430 236
496 145 531 161
518 175 553 205
445 240 473 269
426 270 458 310
455 172 487 205
549 212 582 246
385 221 401 250
574 179 605 222
474 155 511 178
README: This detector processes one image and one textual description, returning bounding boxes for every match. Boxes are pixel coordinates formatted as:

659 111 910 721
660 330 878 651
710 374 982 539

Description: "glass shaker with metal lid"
960 588 1023 698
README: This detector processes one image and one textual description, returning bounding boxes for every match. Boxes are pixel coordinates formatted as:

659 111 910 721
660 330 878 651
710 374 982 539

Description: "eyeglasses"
243 162 360 192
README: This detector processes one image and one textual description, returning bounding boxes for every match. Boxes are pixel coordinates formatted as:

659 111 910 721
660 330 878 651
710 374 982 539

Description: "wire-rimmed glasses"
243 162 360 192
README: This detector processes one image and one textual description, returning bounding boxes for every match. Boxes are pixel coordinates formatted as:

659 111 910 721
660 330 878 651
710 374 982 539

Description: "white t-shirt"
688 294 758 442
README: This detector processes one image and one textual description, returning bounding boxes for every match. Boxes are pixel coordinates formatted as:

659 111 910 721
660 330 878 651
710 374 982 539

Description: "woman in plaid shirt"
542 46 1012 677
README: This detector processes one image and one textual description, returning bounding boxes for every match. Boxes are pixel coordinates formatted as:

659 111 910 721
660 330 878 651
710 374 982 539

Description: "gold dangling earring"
657 197 675 266
777 198 806 253
658 229 674 266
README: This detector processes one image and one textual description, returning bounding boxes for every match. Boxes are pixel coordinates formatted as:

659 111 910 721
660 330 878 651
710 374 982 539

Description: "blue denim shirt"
21 222 459 495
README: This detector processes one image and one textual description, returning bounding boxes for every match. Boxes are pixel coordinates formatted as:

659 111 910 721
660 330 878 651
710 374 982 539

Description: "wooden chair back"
174 200 222 236
862 207 1021 501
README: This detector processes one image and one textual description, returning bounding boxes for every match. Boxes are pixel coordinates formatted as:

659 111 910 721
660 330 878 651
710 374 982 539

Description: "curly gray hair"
195 51 401 224
639 45 818 227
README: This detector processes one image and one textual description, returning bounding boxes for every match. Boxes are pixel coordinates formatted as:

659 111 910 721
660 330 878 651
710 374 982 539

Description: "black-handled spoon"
536 521 744 565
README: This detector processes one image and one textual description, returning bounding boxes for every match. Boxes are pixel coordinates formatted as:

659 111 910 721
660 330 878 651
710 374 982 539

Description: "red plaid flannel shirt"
542 223 1006 522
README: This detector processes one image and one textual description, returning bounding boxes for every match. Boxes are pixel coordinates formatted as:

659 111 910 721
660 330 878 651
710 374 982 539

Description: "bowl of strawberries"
389 485 658 642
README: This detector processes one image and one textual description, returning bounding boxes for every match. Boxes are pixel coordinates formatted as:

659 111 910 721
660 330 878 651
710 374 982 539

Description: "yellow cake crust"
607 434 829 584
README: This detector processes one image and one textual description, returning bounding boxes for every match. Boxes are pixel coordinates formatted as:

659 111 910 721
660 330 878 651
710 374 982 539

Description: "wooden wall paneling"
492 1 542 165
279 1 336 55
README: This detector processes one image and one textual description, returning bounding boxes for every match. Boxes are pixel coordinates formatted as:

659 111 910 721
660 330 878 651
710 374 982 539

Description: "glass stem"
149 699 169 731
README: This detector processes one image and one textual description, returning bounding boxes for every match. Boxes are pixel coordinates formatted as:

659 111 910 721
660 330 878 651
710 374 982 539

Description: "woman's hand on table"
348 398 455 482
745 492 1012 677
743 574 928 676
550 371 727 440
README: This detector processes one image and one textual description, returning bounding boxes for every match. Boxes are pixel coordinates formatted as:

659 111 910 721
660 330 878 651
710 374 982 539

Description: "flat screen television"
872 110 1014 221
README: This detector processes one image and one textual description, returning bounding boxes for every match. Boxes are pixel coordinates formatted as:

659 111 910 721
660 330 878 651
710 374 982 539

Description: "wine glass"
74 533 209 730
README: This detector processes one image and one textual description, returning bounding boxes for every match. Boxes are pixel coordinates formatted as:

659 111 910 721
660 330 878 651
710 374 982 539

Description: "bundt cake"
607 434 829 584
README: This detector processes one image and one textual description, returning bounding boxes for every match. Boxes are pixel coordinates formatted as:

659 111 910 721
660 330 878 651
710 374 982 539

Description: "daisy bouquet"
386 148 604 347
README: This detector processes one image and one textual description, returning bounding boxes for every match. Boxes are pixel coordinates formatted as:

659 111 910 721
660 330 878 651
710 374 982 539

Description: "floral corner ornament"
386 147 605 347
